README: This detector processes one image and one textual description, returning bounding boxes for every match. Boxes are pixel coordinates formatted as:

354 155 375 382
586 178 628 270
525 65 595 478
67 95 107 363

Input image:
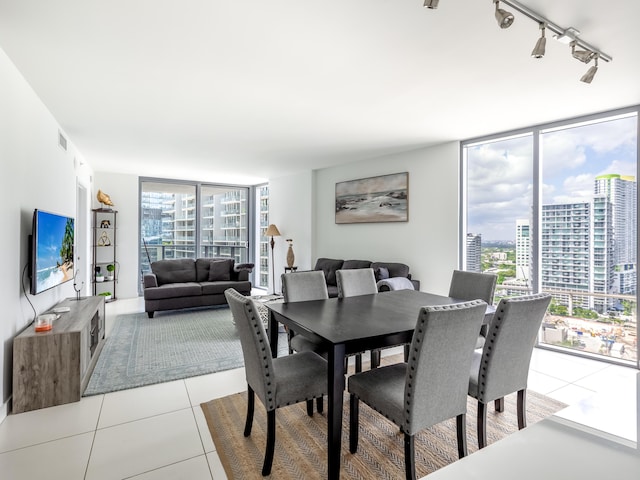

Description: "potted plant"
106 264 115 281
95 266 104 282
98 291 112 302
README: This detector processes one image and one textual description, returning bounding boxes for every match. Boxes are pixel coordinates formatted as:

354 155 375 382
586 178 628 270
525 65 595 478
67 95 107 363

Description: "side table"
284 266 298 273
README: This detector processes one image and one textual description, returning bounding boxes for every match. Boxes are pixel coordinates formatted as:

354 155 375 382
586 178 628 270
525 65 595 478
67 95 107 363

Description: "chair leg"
477 401 488 449
456 413 468 458
262 410 276 476
244 386 255 437
355 353 362 373
306 399 314 416
403 344 410 362
316 396 323 414
404 433 416 480
517 389 527 429
494 397 504 412
370 349 380 369
349 394 359 454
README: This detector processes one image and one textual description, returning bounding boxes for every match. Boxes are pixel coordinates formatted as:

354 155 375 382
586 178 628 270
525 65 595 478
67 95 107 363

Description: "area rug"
84 306 288 396
201 357 567 479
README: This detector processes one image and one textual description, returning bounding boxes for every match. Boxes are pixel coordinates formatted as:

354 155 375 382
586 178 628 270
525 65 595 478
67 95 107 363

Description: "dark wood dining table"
266 289 496 480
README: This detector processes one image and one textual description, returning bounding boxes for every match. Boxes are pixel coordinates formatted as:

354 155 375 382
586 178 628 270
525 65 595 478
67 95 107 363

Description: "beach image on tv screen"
36 212 74 293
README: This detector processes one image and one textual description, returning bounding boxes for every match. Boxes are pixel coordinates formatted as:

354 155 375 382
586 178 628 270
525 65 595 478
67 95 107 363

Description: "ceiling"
1 0 638 185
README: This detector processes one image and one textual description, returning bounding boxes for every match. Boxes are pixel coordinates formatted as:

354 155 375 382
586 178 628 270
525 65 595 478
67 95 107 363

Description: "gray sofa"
143 258 254 317
313 258 419 298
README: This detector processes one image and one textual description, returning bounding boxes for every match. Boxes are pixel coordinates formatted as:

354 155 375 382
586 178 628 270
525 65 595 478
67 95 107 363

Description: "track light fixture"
424 0 611 84
494 0 514 29
571 41 597 64
531 22 546 58
580 55 599 84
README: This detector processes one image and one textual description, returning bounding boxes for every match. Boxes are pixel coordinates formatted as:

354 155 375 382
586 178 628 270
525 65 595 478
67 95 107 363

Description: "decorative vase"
286 239 295 268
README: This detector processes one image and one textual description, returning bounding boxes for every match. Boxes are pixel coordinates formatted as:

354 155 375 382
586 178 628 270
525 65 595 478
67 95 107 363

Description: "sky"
466 113 637 241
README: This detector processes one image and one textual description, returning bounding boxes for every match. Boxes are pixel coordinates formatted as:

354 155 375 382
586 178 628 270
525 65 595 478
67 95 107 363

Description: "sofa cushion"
195 257 236 282
370 262 410 279
314 258 344 286
342 259 372 270
151 259 197 286
202 280 251 295
144 282 202 300
208 259 233 281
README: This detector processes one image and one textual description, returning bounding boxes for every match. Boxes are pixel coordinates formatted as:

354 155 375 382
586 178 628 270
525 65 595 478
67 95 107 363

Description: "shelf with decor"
92 208 117 302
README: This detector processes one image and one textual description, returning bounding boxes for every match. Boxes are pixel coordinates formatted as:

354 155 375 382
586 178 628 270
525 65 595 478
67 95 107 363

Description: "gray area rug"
84 306 288 396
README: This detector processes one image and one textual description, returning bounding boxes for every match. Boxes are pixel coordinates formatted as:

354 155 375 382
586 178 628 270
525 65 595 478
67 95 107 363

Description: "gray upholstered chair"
336 267 377 298
468 293 552 449
224 288 327 476
336 268 377 372
281 270 329 356
348 300 487 480
448 269 498 349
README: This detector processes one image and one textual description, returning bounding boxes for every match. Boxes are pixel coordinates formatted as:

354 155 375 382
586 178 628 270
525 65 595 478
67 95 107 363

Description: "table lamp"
265 224 281 294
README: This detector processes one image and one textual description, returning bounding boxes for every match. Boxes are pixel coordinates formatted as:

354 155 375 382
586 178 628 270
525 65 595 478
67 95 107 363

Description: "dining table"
266 288 496 480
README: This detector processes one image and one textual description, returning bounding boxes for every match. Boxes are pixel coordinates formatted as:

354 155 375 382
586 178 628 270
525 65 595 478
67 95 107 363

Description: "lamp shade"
265 224 281 237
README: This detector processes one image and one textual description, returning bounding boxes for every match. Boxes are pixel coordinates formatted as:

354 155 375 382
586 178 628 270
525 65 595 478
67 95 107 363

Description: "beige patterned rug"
201 356 566 479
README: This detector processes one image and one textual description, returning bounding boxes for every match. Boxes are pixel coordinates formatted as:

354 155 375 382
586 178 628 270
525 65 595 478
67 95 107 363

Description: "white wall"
0 47 93 419
268 171 314 294
313 142 460 295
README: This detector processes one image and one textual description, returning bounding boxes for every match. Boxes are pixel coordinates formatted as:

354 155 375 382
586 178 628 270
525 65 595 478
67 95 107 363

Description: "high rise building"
541 198 615 312
594 174 637 295
515 219 530 281
466 233 482 273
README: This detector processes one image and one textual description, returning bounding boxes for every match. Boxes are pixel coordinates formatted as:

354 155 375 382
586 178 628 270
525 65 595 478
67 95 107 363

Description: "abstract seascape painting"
335 172 408 224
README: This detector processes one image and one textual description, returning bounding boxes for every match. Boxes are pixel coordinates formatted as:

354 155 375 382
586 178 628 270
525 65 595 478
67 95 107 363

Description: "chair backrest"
473 293 552 403
282 270 328 303
336 268 377 298
224 288 277 411
403 300 487 435
448 270 497 305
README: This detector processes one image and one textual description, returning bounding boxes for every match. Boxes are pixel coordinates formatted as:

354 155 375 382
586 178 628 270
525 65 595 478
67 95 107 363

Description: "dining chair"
224 288 328 476
281 270 329 356
468 293 552 449
336 268 377 372
281 270 329 412
448 269 498 349
348 300 487 480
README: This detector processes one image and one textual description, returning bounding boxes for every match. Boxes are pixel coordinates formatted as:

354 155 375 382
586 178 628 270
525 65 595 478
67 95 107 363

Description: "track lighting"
571 41 596 64
580 55 598 84
423 0 611 83
494 0 514 29
531 23 546 58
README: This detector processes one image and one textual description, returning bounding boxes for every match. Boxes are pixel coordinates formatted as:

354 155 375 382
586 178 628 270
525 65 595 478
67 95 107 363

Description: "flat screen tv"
30 209 75 295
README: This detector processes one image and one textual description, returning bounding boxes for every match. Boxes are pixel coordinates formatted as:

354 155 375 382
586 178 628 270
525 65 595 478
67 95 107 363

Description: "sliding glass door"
139 179 250 289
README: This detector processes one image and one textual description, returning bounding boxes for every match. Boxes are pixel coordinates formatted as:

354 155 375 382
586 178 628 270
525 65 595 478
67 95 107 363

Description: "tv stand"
12 296 105 413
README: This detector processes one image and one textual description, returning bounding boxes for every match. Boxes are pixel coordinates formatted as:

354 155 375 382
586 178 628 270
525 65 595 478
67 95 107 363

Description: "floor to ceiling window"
463 107 638 368
139 179 250 291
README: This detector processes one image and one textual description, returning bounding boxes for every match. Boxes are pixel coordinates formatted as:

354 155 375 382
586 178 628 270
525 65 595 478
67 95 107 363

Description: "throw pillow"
375 267 390 282
209 259 232 281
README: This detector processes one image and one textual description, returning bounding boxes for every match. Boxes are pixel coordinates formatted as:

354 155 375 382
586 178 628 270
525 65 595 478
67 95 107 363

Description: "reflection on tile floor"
0 297 637 480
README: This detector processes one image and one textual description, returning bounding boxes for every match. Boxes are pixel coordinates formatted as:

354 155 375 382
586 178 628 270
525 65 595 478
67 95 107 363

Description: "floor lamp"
265 224 281 294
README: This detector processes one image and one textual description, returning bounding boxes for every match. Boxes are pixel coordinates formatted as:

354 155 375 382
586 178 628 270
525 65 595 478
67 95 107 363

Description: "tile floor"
0 297 637 480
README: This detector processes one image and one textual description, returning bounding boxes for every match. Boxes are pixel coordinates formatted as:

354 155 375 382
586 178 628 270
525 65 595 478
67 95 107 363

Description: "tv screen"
30 209 75 295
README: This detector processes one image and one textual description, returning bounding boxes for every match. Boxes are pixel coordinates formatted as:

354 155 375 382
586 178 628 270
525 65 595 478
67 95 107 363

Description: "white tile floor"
0 297 637 480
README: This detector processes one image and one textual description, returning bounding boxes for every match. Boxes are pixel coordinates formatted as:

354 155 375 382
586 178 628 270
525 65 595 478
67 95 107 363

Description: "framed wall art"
335 172 408 224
